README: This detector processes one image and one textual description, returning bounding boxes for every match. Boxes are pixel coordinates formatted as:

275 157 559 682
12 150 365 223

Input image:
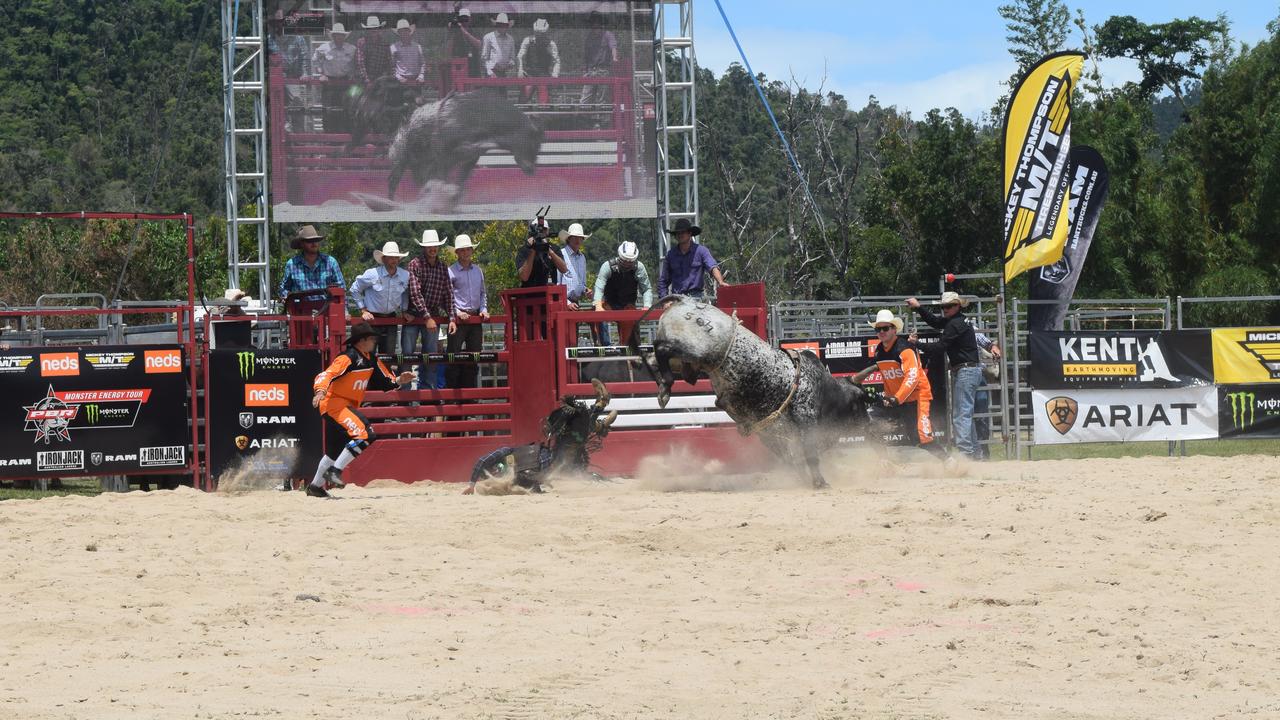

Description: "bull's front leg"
803 437 830 490
654 345 676 408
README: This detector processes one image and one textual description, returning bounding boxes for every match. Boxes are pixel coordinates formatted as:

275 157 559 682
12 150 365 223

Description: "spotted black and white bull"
633 295 872 489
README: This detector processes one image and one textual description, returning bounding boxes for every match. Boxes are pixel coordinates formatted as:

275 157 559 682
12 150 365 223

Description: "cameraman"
516 216 569 288
445 7 482 78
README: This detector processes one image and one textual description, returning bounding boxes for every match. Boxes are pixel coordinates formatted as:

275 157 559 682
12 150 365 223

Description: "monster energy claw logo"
84 404 100 424
1227 391 1255 429
237 351 255 379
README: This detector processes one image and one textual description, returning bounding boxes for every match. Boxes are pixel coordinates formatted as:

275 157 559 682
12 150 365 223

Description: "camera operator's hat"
394 18 413 32
938 291 970 308
373 241 409 262
345 321 381 345
665 218 701 236
329 23 350 37
456 8 472 18
417 229 447 247
360 16 385 29
454 234 476 250
494 12 511 25
289 225 325 249
533 18 549 33
868 309 904 333
557 222 591 241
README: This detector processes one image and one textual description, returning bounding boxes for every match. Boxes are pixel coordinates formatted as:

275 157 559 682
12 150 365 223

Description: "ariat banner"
1026 145 1110 331
1032 387 1218 444
1211 328 1280 383
0 345 189 477
207 349 323 485
1028 330 1213 389
1219 384 1280 438
1002 51 1085 282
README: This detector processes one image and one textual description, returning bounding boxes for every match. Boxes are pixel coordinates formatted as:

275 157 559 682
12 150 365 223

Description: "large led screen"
267 1 656 222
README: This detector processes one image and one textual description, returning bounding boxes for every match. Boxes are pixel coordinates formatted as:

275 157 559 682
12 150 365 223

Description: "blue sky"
692 1 1279 119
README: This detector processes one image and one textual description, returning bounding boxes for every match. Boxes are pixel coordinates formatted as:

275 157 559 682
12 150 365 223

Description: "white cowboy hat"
868 309 904 333
394 18 413 31
457 8 472 18
494 12 511 25
533 18 550 33
329 23 350 36
453 234 476 250
223 288 248 302
418 229 448 247
938 291 970 308
557 222 591 241
617 241 639 262
373 241 409 261
360 16 385 29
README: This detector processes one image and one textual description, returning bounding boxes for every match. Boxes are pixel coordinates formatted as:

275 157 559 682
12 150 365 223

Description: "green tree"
1095 14 1230 113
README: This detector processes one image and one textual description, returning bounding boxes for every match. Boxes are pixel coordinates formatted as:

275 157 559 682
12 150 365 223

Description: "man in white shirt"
349 241 411 358
313 23 357 132
481 13 516 78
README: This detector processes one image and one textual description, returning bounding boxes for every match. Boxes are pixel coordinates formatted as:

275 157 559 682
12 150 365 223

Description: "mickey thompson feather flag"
1002 52 1085 282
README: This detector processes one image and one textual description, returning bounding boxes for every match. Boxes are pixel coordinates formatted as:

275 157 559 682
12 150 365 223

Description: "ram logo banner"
1028 330 1213 389
1002 51 1085 282
1032 387 1218 444
1026 145 1111 331
1218 385 1280 438
1211 328 1280 383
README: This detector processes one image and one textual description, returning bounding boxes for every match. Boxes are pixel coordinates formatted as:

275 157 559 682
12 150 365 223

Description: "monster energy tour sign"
1219 385 1280 438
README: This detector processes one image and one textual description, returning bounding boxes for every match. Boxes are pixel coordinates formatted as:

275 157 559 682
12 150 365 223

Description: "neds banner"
1032 386 1218 444
207 349 322 485
0 345 190 477
1027 330 1212 389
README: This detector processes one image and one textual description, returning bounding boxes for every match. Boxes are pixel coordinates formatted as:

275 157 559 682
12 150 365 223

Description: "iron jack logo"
1226 391 1255 429
1238 332 1280 379
237 351 255 379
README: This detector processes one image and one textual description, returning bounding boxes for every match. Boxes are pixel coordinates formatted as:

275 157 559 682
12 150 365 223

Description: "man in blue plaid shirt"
278 225 345 303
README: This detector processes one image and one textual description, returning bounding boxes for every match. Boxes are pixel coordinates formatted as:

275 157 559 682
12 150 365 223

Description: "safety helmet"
617 241 639 261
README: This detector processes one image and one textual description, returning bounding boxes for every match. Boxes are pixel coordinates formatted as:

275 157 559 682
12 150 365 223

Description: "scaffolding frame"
654 0 698 257
221 0 272 304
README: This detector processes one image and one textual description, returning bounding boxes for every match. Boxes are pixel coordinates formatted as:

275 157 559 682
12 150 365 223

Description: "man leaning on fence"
279 225 345 302
907 292 982 460
405 230 456 391
350 241 410 360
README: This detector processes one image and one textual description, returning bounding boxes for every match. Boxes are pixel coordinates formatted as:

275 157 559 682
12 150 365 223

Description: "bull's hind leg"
804 439 830 490
654 343 677 408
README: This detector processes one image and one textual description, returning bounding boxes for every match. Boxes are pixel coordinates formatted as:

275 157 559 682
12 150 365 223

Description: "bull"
633 295 873 489
386 89 543 211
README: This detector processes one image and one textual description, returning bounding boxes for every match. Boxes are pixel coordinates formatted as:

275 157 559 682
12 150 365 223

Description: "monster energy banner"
1002 51 1085 282
206 349 323 485
1219 385 1280 438
1026 145 1111 331
1027 330 1213 389
0 345 190 477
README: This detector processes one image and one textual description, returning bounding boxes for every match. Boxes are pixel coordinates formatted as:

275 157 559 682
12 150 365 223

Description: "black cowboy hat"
665 218 701 236
289 224 325 250
345 321 381 345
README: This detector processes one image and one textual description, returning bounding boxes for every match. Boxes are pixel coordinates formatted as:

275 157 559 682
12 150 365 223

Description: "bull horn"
597 410 618 433
591 378 611 410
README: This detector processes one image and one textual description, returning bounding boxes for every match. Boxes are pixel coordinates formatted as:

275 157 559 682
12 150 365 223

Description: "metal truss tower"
220 0 272 303
654 0 699 256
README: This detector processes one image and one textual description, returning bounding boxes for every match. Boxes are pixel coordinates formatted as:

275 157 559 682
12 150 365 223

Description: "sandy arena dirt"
2 450 1279 719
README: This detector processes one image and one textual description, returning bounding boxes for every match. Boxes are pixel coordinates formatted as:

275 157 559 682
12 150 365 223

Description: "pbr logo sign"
1032 387 1218 444
1218 385 1280 438
23 385 79 443
1028 330 1213 389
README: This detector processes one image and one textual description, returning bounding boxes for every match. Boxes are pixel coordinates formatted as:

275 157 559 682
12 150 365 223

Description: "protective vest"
525 36 555 76
603 259 639 307
314 346 397 405
873 337 933 404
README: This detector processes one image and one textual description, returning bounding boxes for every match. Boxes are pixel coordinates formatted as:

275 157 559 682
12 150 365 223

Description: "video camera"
528 205 553 252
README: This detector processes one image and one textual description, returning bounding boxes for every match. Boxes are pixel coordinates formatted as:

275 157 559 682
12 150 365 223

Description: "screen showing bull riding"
267 1 657 222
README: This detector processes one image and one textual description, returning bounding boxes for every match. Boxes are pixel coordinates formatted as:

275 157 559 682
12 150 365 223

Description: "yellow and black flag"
1002 51 1085 282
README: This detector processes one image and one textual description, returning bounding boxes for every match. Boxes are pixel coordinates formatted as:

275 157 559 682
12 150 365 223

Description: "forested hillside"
0 1 1275 309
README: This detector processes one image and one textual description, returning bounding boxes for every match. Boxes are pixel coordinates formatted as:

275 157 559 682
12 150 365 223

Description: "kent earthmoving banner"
1211 328 1280 384
0 345 190 477
207 349 323 485
1002 51 1085 281
1218 384 1280 438
1027 330 1213 389
1032 386 1218 444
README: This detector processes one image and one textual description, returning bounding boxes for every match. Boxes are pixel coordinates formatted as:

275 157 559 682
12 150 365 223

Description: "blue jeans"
951 365 984 457
401 322 441 390
973 387 991 459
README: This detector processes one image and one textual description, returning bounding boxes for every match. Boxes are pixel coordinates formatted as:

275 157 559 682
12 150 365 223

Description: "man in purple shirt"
390 19 425 83
447 234 489 389
658 218 726 298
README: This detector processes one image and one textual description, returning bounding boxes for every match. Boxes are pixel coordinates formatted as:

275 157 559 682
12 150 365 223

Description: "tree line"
0 1 1275 323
